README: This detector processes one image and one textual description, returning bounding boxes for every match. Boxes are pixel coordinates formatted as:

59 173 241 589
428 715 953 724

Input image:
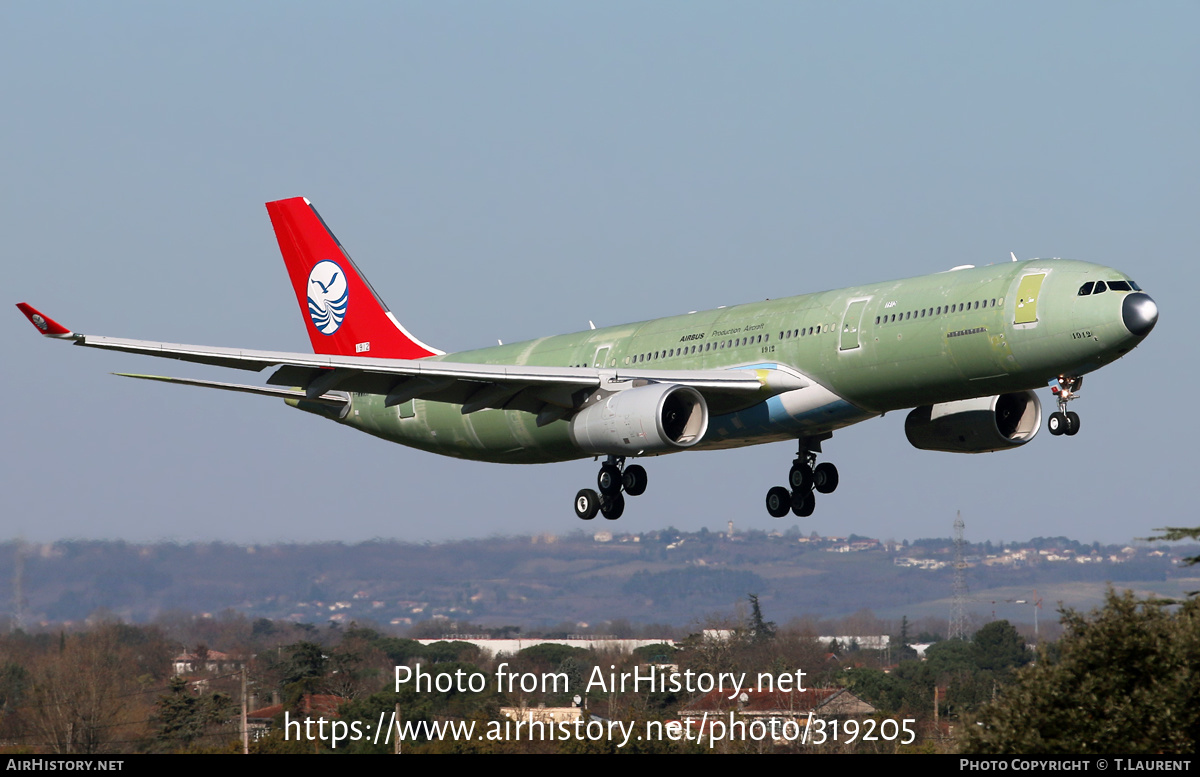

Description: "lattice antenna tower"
949 512 969 640
12 539 26 633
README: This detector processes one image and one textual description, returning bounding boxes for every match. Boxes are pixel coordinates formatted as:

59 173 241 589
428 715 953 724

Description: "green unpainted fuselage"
310 259 1146 464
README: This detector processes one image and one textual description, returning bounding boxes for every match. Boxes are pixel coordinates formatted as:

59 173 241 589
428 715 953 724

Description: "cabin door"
839 298 871 351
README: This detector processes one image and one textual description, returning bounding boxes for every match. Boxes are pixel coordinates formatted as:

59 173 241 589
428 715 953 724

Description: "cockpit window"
1108 280 1131 292
1093 281 1107 294
1078 282 1094 296
1130 280 1141 291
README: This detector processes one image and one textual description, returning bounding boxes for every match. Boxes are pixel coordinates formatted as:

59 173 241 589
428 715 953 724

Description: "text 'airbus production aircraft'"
18 198 1158 521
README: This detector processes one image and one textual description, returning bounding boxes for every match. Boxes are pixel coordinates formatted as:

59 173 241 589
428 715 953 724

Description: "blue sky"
5 3 1195 546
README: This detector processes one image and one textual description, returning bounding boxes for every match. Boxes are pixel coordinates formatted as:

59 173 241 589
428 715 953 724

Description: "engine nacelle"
569 383 708 456
905 391 1042 453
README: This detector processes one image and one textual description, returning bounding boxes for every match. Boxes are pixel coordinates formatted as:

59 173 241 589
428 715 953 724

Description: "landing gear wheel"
766 486 791 518
597 464 622 495
788 463 813 492
575 489 600 520
600 491 625 520
622 465 648 496
791 488 816 518
813 462 839 494
1050 375 1083 439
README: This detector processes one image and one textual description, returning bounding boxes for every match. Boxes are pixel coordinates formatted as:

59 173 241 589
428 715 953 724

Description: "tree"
746 594 776 643
961 590 1200 754
152 676 235 752
972 620 1030 673
22 627 152 754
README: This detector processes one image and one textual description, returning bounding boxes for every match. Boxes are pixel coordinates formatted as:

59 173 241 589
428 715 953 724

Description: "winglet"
16 303 77 339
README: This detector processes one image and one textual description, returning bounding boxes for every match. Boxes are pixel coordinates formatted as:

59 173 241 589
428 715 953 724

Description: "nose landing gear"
575 455 648 520
1048 376 1082 436
766 437 838 518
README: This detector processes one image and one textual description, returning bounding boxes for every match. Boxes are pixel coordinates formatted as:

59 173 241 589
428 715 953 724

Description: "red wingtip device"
16 303 74 337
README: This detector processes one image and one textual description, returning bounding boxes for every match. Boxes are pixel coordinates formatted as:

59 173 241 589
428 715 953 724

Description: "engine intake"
905 391 1042 453
569 383 708 456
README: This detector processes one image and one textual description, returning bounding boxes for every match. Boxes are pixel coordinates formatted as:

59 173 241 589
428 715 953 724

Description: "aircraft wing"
18 303 805 423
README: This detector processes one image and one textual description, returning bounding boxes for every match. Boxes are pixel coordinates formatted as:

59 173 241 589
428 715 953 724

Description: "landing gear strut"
575 455 648 520
765 437 838 519
1048 375 1082 437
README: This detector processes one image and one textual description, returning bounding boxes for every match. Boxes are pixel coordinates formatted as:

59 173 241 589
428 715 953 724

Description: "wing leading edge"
17 303 805 424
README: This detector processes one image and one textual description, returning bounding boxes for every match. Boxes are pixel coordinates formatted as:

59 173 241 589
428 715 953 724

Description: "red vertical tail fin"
266 197 442 359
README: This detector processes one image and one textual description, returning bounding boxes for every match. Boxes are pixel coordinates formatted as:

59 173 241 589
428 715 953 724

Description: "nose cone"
1122 292 1158 337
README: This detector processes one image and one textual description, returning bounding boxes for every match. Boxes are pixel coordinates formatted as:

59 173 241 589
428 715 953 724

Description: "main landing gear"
765 438 839 519
1047 375 1082 437
575 455 648 521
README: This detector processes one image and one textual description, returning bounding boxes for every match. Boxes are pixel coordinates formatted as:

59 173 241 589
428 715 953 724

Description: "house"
500 705 585 725
678 686 876 728
171 648 244 676
245 694 348 740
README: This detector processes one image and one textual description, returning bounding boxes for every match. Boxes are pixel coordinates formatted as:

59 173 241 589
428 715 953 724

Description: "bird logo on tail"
307 260 348 335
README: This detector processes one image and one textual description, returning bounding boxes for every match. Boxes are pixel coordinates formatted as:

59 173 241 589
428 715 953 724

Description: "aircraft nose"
1121 292 1158 337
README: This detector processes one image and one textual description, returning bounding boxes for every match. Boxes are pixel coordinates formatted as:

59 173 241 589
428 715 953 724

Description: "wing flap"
112 373 350 407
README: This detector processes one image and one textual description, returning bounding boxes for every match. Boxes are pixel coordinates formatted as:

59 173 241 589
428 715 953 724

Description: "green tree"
961 590 1200 754
336 661 499 753
972 620 1030 673
152 676 234 752
747 594 776 643
276 641 327 709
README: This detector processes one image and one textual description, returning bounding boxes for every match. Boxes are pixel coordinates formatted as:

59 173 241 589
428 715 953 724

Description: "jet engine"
569 383 708 456
905 391 1042 453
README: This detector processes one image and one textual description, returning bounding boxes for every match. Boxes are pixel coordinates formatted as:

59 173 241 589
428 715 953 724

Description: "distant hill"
1 532 1194 629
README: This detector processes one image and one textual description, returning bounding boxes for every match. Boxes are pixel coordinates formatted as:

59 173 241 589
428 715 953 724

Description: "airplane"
17 197 1159 522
